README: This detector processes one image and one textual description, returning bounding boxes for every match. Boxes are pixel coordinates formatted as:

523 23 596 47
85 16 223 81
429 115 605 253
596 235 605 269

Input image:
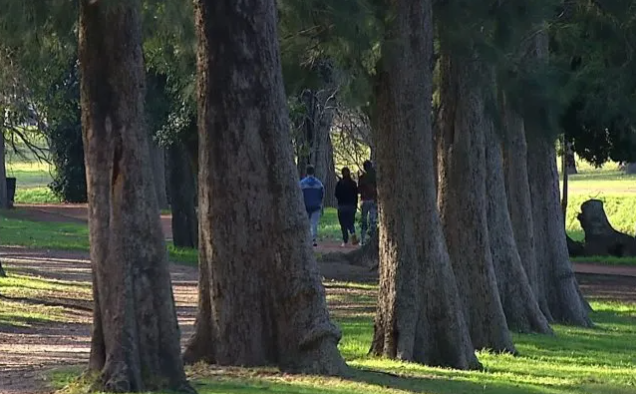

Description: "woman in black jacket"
335 167 359 247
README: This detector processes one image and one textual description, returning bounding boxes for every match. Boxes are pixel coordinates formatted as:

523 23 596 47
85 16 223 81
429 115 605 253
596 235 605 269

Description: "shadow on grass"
0 311 60 328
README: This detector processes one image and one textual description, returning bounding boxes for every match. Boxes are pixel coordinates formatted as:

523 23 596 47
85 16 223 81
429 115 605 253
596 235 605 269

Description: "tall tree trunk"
525 30 591 327
561 137 569 227
149 140 169 210
485 123 552 335
527 136 593 327
565 143 577 175
0 132 8 209
437 55 515 353
370 0 479 370
502 102 542 310
79 1 191 392
185 0 347 375
322 133 338 207
167 141 198 249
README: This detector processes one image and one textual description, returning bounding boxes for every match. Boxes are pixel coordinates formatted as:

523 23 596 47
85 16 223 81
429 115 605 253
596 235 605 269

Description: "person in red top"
358 160 377 245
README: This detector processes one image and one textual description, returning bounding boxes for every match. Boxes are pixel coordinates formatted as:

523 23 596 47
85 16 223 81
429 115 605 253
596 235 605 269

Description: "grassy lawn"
44 282 636 394
1 206 635 266
0 274 91 327
0 212 197 265
3 251 635 394
3 155 636 265
6 159 61 204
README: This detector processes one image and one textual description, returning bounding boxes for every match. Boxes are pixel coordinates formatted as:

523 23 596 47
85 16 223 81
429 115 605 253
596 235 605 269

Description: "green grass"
0 213 198 265
14 186 60 204
49 284 636 394
0 299 69 327
0 274 91 328
5 158 61 204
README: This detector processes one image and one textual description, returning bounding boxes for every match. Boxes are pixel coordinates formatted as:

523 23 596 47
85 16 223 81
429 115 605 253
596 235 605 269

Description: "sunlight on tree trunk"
485 121 552 335
79 1 192 392
184 0 347 375
438 55 515 353
369 0 479 369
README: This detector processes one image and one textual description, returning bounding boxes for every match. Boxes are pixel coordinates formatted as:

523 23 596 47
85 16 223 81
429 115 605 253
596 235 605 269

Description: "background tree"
47 60 87 203
78 0 191 390
554 1 636 170
518 27 592 326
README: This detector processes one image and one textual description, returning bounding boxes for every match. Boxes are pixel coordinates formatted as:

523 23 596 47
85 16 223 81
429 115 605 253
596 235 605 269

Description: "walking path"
11 204 636 279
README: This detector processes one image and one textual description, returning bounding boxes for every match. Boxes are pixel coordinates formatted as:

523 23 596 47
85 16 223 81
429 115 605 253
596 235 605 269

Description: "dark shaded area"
567 199 636 257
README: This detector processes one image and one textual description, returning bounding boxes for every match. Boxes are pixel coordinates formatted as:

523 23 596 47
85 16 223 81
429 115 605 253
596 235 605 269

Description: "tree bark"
502 102 540 299
185 0 347 375
438 54 515 353
561 137 569 226
0 133 8 209
485 123 552 335
565 143 577 175
0 133 8 274
527 136 593 327
167 141 198 249
322 133 338 208
525 30 592 328
78 1 191 392
369 0 479 370
149 140 169 210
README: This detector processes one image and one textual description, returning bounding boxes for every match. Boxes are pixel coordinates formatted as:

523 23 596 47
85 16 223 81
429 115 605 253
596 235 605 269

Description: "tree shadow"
348 367 563 394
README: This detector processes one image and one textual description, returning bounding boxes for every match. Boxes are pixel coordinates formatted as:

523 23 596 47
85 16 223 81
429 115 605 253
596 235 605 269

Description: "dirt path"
1 246 635 393
13 204 174 241
0 248 198 394
0 246 378 393
2 205 636 392
13 204 636 278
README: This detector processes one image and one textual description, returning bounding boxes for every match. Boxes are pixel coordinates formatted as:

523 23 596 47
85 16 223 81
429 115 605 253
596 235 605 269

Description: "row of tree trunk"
78 0 346 391
367 1 591 369
74 0 596 391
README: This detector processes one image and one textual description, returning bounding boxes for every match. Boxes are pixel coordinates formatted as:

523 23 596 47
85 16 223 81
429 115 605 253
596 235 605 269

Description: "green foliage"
278 0 380 106
552 1 636 166
47 61 87 203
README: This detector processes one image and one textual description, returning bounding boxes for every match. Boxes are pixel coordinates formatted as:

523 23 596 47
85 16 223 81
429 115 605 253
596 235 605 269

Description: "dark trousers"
337 205 357 243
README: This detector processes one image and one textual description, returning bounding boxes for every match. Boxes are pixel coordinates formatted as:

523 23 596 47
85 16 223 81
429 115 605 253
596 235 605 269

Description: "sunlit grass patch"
49 298 636 394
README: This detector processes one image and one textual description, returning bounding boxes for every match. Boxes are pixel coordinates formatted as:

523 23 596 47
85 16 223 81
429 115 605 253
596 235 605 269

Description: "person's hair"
341 167 351 178
363 160 373 172
306 165 315 176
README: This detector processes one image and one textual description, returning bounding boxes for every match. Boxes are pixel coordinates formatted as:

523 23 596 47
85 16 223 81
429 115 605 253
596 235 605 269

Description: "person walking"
335 167 359 247
358 160 377 245
300 165 324 247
